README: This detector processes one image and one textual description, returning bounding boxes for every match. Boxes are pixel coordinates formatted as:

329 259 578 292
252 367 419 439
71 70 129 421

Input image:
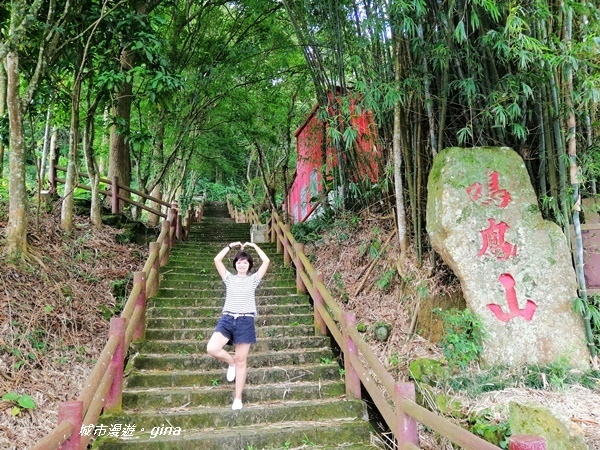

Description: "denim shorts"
214 314 256 345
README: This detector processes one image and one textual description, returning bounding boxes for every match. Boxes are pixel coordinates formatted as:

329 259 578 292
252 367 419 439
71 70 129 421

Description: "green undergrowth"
411 358 600 448
444 362 600 395
416 307 599 446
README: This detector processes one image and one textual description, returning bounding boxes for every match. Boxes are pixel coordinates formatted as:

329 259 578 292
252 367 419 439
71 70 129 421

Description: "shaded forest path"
92 202 381 449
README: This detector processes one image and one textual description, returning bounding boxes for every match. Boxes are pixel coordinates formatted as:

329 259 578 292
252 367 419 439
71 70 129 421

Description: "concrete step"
146 304 314 318
92 419 377 449
130 347 336 371
97 398 366 430
149 294 308 308
136 335 331 354
121 379 346 409
146 313 315 329
153 285 298 299
159 271 297 283
124 363 342 388
145 324 316 340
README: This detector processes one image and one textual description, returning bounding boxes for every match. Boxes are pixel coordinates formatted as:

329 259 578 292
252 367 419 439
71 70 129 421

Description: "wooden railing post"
295 242 307 293
276 221 283 254
283 223 292 267
104 317 126 413
57 400 82 450
133 271 147 342
169 202 179 244
342 312 361 399
509 435 546 450
160 221 171 266
176 213 183 241
149 242 160 296
395 383 419 447
111 176 120 214
270 211 277 243
313 273 327 336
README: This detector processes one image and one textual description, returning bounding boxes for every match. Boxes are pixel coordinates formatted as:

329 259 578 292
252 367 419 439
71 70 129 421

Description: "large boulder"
426 147 589 368
509 402 588 450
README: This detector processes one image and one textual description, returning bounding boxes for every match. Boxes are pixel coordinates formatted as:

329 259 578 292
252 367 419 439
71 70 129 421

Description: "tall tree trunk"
61 71 83 231
393 37 408 254
417 23 437 157
83 98 102 228
107 0 159 201
0 63 6 179
108 49 133 201
48 126 58 190
39 106 52 186
564 3 596 358
5 51 28 256
148 184 162 227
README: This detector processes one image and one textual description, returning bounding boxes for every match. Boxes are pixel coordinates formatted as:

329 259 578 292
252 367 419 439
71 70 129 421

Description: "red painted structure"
286 98 379 223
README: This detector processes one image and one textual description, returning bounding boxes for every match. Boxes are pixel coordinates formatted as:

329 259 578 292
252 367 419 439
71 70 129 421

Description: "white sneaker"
231 398 243 410
226 365 236 382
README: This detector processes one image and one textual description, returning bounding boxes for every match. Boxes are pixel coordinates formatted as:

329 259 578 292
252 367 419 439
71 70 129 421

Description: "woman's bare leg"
206 332 235 366
233 343 251 400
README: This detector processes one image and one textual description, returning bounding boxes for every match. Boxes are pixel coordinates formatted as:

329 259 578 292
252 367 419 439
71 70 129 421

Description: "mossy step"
131 347 336 371
137 335 330 354
98 398 365 431
122 380 346 409
160 263 296 282
168 247 280 256
153 286 297 298
145 324 315 340
146 304 313 318
158 278 298 288
92 419 377 450
125 363 341 388
157 275 296 286
158 265 289 274
165 255 284 266
146 314 314 329
149 295 308 308
170 245 280 253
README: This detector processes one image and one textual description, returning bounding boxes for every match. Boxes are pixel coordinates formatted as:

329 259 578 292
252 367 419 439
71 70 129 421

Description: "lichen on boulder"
509 401 588 450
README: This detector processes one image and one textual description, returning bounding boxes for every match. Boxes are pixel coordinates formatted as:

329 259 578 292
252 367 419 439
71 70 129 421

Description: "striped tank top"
222 271 260 315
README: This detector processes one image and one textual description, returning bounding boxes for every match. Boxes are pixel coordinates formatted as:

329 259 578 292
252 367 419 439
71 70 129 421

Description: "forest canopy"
1 0 599 264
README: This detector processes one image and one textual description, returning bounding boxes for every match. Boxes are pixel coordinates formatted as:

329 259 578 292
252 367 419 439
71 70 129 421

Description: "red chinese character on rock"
487 273 537 322
466 171 511 208
478 218 517 260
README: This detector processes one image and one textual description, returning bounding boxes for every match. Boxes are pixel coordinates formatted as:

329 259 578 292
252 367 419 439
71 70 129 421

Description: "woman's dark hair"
233 251 254 272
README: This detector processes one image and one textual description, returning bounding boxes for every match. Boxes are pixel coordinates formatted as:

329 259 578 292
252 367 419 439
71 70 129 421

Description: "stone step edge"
111 397 358 418
126 362 340 376
123 379 344 395
130 347 334 359
93 418 370 447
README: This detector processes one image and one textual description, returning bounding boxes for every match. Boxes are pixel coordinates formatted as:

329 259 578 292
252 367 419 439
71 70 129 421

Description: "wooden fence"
266 210 547 450
51 164 171 221
31 199 205 450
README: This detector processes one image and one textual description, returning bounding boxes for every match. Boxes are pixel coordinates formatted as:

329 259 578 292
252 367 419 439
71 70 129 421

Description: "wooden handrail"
268 210 546 450
32 201 205 450
52 165 172 217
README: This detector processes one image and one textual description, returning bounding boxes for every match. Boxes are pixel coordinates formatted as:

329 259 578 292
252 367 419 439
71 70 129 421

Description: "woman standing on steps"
207 241 270 410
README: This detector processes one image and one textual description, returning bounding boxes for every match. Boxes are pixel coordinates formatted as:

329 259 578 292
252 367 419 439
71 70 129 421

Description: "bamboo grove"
280 0 600 354
282 0 600 259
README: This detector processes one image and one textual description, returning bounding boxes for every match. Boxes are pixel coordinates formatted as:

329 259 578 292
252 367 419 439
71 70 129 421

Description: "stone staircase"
93 202 381 449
